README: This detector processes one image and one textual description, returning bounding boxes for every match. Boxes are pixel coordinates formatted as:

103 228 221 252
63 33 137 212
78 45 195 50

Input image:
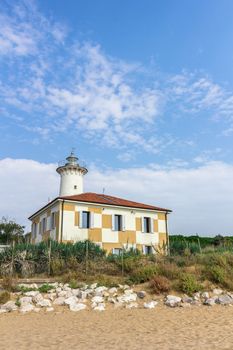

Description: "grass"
2 239 233 295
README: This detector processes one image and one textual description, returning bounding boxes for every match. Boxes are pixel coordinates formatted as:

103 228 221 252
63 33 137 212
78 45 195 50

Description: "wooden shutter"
79 211 83 228
150 218 153 233
122 215 126 231
141 217 144 233
90 212 94 228
112 215 115 231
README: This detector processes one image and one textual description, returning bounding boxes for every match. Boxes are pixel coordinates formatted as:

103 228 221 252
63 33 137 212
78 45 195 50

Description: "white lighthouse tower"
56 151 88 196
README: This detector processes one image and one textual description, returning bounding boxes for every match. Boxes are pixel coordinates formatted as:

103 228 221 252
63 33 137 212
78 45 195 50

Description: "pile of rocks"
1 283 232 314
164 289 233 308
0 282 157 314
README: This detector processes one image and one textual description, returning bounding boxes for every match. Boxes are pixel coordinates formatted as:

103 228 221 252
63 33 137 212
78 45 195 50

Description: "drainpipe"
165 212 170 256
60 200 65 243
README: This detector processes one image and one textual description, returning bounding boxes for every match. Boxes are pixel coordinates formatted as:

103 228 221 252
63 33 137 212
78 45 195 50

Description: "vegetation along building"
29 152 172 254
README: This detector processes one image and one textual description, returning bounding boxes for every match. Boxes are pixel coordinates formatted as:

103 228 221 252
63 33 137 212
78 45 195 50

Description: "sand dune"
1 305 233 350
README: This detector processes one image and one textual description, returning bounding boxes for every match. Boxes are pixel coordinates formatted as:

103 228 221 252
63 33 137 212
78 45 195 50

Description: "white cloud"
1 158 233 236
0 0 66 56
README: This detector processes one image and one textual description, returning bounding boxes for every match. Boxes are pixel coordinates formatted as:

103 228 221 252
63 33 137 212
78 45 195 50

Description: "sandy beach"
1 305 233 350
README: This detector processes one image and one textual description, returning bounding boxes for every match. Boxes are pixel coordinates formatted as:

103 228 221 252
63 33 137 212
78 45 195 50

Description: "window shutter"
141 217 144 233
150 218 153 233
90 212 94 228
112 215 115 231
142 245 146 254
79 211 83 228
122 215 126 231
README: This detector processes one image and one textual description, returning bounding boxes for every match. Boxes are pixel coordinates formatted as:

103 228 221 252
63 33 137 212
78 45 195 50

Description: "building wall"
31 203 60 244
30 201 168 254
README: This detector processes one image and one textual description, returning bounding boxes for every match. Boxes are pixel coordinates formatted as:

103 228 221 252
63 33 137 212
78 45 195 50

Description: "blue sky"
1 0 233 235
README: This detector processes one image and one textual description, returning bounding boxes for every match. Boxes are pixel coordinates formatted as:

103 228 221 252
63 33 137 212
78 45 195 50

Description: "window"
112 248 122 256
143 217 151 233
82 211 90 228
114 215 122 231
144 245 153 255
42 218 46 233
51 212 55 230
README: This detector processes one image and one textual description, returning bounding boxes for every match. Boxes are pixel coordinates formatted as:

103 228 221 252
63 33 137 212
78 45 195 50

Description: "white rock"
71 289 80 296
19 296 32 304
20 303 35 313
144 301 158 309
92 296 104 304
47 293 56 301
108 287 118 294
217 295 233 305
213 288 223 295
124 289 134 295
58 290 72 298
53 297 65 306
64 286 71 292
2 301 18 312
24 291 39 297
56 287 62 293
46 307 54 312
166 295 181 302
91 302 97 309
33 293 44 303
37 299 51 307
95 286 107 295
126 302 138 309
165 295 181 307
78 291 88 300
204 297 216 306
90 283 98 289
0 309 8 314
93 303 105 311
202 292 209 299
64 296 78 305
123 285 130 290
69 303 87 312
117 293 137 303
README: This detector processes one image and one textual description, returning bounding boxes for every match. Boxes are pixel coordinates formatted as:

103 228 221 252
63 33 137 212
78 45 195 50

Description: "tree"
0 217 25 245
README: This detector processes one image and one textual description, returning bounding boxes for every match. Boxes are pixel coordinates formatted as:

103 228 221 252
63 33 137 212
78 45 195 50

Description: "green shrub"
17 286 37 293
0 291 10 304
150 275 171 294
208 266 226 284
50 258 65 276
180 273 202 295
38 284 54 293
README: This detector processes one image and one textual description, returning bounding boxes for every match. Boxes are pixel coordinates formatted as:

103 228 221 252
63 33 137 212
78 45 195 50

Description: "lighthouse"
56 151 88 196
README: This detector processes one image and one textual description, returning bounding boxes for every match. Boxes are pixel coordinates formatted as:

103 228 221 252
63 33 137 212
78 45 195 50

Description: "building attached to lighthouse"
29 152 172 254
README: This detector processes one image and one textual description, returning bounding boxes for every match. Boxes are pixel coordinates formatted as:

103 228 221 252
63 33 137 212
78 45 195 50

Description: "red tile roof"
60 192 172 212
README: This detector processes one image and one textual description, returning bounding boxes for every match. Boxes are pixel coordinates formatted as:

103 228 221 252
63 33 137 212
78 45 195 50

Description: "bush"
128 265 157 283
0 291 10 304
38 284 54 293
180 273 202 295
207 266 226 284
150 275 171 294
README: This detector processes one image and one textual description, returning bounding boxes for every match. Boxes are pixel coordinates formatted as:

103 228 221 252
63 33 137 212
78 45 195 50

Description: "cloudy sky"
1 0 233 235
